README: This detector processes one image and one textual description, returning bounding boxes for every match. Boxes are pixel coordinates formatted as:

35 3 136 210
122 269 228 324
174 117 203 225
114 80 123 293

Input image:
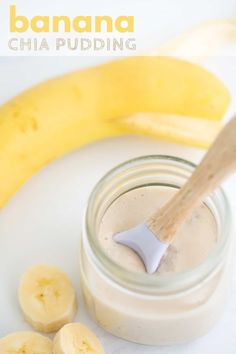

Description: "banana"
18 265 77 333
0 331 53 353
53 323 105 354
118 113 222 148
155 19 236 63
0 57 230 207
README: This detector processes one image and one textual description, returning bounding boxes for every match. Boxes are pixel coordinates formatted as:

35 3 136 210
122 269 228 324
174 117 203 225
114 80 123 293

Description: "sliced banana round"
0 331 53 353
53 323 105 354
18 265 77 333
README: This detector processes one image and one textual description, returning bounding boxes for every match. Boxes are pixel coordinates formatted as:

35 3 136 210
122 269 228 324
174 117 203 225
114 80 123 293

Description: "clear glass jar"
80 155 233 345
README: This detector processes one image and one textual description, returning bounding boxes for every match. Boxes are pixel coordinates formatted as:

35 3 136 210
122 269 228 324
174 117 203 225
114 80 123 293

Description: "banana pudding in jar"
80 156 233 345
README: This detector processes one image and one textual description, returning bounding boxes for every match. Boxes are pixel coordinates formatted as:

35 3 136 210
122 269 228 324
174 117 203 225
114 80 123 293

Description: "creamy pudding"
98 186 217 274
81 156 233 345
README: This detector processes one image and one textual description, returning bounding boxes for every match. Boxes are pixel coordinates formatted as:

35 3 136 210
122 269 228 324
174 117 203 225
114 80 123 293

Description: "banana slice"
53 323 105 354
0 331 53 353
18 265 77 333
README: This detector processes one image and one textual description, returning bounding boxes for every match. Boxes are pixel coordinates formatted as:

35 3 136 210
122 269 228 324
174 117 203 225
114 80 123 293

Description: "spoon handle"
147 115 236 243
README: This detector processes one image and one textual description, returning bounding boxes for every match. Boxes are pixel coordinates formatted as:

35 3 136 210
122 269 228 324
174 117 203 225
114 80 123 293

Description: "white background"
1 0 236 56
0 1 236 354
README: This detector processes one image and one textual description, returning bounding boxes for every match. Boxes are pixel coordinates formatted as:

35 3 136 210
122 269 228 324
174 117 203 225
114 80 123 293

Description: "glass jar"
80 155 233 345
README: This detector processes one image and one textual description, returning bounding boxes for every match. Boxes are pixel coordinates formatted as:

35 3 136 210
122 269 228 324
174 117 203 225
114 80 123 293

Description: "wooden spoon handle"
148 115 236 243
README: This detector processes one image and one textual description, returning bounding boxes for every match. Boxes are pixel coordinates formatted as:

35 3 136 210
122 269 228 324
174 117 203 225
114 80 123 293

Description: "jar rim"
84 155 232 295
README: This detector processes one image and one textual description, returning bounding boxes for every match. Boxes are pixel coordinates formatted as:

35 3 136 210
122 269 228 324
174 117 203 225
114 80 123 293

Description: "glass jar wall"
80 156 233 345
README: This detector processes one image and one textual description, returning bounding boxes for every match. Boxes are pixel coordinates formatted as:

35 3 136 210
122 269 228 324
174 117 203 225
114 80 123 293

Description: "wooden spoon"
114 115 236 274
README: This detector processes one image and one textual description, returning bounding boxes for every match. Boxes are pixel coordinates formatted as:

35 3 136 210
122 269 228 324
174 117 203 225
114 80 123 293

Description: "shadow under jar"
80 155 233 345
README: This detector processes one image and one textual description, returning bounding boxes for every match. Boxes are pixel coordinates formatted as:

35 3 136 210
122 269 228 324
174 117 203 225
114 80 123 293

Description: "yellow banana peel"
0 56 230 206
116 113 222 148
154 19 236 63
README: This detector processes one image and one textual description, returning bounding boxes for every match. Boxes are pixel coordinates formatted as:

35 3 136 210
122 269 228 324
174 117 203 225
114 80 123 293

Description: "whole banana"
0 57 230 207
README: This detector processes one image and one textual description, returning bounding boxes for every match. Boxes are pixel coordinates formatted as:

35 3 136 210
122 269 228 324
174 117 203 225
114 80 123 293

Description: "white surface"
0 1 236 351
0 55 236 354
1 0 236 56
